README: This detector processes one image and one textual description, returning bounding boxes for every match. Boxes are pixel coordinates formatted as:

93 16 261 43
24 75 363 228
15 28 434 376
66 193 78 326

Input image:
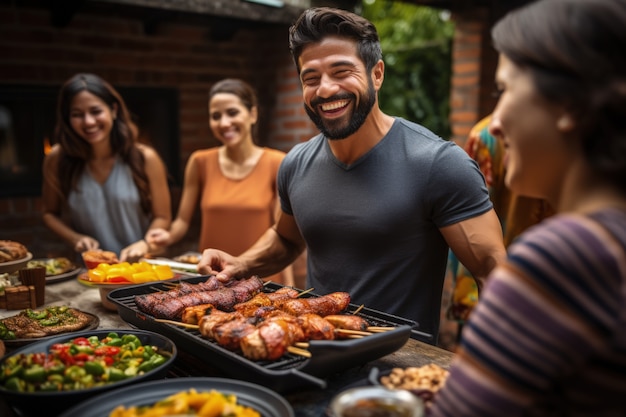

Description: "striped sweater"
429 208 626 417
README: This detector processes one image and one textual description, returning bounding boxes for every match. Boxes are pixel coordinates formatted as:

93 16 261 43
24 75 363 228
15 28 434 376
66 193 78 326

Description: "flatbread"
27 257 76 276
0 240 28 263
0 306 93 339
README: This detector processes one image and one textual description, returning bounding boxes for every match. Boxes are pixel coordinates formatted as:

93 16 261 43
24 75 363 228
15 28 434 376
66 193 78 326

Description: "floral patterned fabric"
446 115 554 322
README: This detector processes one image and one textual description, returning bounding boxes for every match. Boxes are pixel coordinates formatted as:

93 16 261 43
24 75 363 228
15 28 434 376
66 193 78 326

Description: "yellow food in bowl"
109 388 260 417
87 261 174 284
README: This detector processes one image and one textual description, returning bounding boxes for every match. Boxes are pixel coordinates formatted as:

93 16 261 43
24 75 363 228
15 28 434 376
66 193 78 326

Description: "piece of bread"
0 240 28 263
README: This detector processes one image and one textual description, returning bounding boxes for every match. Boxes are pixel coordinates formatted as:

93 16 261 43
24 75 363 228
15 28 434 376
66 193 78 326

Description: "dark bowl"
59 377 295 417
0 328 177 417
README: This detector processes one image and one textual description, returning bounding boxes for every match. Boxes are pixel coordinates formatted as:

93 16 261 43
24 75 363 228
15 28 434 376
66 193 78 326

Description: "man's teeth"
321 100 348 111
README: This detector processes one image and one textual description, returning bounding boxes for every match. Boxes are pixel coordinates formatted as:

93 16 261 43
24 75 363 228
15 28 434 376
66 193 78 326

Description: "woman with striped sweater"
429 0 626 416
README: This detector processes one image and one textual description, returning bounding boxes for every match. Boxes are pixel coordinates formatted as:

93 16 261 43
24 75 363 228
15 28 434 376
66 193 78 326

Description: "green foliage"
362 0 454 138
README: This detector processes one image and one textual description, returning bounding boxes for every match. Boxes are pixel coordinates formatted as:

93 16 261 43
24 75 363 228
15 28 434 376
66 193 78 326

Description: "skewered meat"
240 314 306 360
297 313 336 340
181 304 215 325
212 317 258 350
198 307 259 351
134 276 225 313
324 315 369 332
140 276 264 319
280 292 351 316
233 287 300 316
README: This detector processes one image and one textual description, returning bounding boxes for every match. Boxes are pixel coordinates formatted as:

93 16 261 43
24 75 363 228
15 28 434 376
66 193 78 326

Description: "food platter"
1 309 100 347
59 377 294 417
0 329 177 417
77 271 135 287
108 277 417 393
46 266 85 283
27 258 83 284
0 252 33 274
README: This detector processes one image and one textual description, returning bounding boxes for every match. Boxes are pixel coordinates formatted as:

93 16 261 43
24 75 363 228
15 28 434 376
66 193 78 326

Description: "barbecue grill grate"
108 277 416 393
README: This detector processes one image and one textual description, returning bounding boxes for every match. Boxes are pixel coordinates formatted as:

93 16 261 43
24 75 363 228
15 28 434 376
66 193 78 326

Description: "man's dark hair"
288 7 382 74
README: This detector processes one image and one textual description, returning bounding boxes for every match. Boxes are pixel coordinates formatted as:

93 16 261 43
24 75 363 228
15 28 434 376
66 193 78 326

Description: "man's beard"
305 81 376 140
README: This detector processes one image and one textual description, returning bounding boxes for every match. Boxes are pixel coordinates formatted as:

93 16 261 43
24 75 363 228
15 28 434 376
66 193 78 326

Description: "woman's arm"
145 151 201 248
121 145 172 261
41 145 100 252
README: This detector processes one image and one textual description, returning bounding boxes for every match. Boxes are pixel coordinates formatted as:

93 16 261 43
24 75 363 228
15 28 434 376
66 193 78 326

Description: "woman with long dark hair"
42 73 171 261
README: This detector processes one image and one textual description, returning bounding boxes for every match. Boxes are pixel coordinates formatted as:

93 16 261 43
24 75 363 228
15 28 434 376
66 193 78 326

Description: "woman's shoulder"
510 209 626 259
188 147 218 163
262 147 287 161
135 143 160 160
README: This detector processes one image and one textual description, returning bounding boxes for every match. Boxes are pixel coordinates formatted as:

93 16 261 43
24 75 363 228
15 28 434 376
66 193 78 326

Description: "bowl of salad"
0 328 177 416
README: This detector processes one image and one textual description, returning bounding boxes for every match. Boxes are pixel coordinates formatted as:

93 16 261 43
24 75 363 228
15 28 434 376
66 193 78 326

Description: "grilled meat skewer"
279 292 351 316
183 286 299 325
139 276 264 319
233 287 300 316
134 276 225 312
240 313 306 360
324 315 369 333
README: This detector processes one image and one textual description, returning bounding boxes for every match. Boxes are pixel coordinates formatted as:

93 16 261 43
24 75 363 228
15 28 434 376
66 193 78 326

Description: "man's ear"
372 60 384 90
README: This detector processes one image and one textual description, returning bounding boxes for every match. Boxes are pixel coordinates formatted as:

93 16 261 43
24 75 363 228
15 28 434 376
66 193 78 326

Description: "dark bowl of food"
0 328 177 417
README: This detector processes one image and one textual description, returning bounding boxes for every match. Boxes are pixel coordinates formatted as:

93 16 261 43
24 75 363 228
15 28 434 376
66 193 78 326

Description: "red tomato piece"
108 276 132 283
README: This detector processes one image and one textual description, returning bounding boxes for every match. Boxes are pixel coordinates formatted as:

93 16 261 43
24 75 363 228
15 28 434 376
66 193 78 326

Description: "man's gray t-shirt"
278 118 492 340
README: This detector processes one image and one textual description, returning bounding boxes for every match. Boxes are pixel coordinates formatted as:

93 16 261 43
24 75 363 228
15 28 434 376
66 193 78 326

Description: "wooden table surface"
0 273 455 417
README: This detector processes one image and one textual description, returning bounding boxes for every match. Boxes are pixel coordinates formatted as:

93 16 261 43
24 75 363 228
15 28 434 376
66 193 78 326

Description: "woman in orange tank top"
146 79 293 285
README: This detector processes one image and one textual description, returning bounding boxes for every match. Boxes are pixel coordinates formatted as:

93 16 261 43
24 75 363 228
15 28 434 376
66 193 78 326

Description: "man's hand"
198 249 246 282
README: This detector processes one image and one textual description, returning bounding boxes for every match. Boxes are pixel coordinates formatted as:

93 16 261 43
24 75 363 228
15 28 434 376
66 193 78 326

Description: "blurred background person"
42 73 171 262
147 78 293 286
429 0 626 415
445 115 554 339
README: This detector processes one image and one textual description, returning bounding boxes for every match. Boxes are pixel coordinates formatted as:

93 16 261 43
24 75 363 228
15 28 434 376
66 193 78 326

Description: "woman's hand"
74 236 99 253
120 239 150 262
145 228 171 248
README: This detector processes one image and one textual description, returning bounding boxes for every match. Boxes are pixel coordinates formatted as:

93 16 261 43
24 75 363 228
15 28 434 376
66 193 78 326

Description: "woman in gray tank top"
42 73 171 261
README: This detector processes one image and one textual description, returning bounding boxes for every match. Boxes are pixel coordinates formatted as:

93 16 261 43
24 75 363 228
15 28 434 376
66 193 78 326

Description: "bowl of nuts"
369 364 450 409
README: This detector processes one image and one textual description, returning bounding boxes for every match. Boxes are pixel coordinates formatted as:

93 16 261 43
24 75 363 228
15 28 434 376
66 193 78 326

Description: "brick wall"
0 2 318 259
448 7 498 147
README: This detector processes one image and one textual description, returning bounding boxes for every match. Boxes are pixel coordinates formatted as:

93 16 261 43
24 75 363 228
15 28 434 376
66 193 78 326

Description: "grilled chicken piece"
181 303 216 325
324 315 369 332
233 287 300 314
212 317 257 350
280 292 350 316
297 313 336 340
241 314 305 360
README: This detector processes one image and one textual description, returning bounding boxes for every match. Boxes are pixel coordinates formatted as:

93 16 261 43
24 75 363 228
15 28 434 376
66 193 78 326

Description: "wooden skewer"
297 288 315 297
351 304 365 315
287 346 311 358
335 328 372 337
367 326 395 332
294 342 309 349
155 318 199 329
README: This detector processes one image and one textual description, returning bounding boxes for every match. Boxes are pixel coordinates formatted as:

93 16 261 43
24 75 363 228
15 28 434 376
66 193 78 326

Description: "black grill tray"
107 276 416 393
